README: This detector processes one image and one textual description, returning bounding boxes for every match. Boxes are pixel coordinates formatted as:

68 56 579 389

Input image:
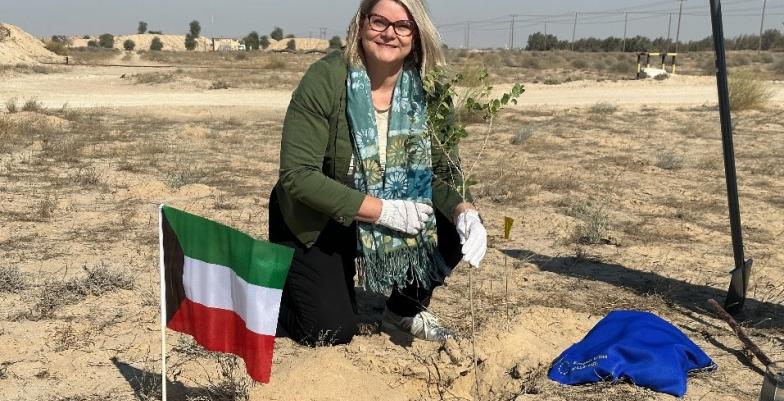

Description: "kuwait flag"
159 205 293 383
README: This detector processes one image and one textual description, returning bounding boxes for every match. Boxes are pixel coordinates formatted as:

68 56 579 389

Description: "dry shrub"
5 97 18 113
773 58 784 74
36 195 57 220
133 72 175 85
566 200 609 245
265 55 287 69
20 264 134 320
511 126 534 145
655 151 684 171
590 102 618 115
209 80 230 90
0 266 27 293
729 71 772 111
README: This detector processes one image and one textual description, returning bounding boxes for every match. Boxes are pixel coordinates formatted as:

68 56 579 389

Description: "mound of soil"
268 37 330 52
0 23 60 64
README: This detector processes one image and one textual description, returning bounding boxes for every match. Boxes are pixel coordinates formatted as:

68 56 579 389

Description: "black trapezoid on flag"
161 209 187 324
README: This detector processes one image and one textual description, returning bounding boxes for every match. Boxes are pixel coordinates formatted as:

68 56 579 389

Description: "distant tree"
286 39 296 51
328 35 342 49
270 27 284 41
285 33 295 39
526 32 565 51
123 39 136 51
185 20 201 51
150 36 164 51
259 35 270 49
82 35 91 40
148 30 163 35
185 34 197 51
138 21 148 34
50 35 69 44
87 40 99 48
243 31 260 50
98 33 114 49
189 20 201 38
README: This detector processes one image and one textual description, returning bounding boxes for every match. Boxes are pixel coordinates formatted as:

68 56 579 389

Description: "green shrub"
329 35 343 49
270 27 284 41
150 37 164 51
98 33 114 49
260 35 270 49
286 39 296 51
123 39 135 51
184 34 197 51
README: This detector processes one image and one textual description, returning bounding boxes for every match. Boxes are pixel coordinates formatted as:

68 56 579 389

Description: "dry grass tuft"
655 151 684 171
510 127 534 145
20 264 134 321
729 71 773 111
566 200 610 245
590 102 618 115
35 196 57 220
133 72 175 85
0 266 27 293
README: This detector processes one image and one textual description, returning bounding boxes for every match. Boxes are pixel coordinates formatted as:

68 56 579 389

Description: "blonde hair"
344 0 445 76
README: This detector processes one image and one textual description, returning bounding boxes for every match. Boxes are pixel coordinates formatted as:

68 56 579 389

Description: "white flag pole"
158 204 167 400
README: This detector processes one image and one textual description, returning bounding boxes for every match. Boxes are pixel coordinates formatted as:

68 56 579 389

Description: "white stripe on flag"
183 256 282 336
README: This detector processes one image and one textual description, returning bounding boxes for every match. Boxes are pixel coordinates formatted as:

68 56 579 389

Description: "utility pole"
464 21 470 49
666 13 673 53
622 12 628 52
509 14 518 50
571 12 578 51
675 0 685 53
758 0 768 53
319 27 327 40
544 22 548 51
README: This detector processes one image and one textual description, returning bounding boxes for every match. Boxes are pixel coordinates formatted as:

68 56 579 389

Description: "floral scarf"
346 64 448 293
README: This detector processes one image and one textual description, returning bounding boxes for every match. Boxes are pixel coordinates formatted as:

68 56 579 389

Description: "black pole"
709 0 752 314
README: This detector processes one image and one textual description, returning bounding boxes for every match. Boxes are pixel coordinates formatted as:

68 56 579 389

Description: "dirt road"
3 65 781 110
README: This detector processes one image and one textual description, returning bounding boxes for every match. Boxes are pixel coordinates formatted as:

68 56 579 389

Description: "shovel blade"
724 259 753 315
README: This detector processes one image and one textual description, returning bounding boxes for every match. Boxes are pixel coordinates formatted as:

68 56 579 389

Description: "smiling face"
360 0 417 70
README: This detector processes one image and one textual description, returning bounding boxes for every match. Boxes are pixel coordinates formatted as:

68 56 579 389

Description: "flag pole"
158 204 168 400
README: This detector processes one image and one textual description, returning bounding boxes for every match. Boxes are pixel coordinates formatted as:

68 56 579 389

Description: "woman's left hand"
454 209 487 268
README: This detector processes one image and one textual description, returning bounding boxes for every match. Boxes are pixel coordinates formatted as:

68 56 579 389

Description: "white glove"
455 209 487 268
375 199 433 235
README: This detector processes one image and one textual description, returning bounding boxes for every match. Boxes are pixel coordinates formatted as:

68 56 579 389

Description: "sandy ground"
1 61 782 401
3 65 782 111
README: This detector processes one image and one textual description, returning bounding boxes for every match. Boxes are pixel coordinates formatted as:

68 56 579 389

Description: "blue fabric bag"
548 310 716 397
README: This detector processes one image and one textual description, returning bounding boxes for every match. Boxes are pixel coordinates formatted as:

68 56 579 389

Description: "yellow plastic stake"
504 217 514 240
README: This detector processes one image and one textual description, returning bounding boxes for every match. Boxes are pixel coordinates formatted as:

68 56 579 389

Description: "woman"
269 0 487 346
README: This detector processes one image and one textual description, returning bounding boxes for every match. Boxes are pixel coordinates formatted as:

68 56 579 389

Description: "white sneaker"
382 309 454 342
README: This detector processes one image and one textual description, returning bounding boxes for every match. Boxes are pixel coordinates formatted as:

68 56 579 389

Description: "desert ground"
1 31 784 401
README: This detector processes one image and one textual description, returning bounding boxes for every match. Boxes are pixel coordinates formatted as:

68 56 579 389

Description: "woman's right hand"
375 199 433 235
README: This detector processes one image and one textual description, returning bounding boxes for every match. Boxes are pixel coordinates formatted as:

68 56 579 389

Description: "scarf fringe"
356 238 450 294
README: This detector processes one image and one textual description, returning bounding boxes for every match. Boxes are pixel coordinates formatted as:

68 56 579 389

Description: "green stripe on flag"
162 205 293 289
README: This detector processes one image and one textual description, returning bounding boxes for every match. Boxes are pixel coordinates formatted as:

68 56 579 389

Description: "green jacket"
275 51 471 247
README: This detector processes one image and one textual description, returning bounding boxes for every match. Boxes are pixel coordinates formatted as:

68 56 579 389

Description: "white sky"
0 0 780 48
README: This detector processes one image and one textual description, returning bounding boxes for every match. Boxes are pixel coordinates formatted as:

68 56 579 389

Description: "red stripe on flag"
167 298 276 383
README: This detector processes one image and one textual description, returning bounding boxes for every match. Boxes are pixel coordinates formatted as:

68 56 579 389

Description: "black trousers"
268 189 461 346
